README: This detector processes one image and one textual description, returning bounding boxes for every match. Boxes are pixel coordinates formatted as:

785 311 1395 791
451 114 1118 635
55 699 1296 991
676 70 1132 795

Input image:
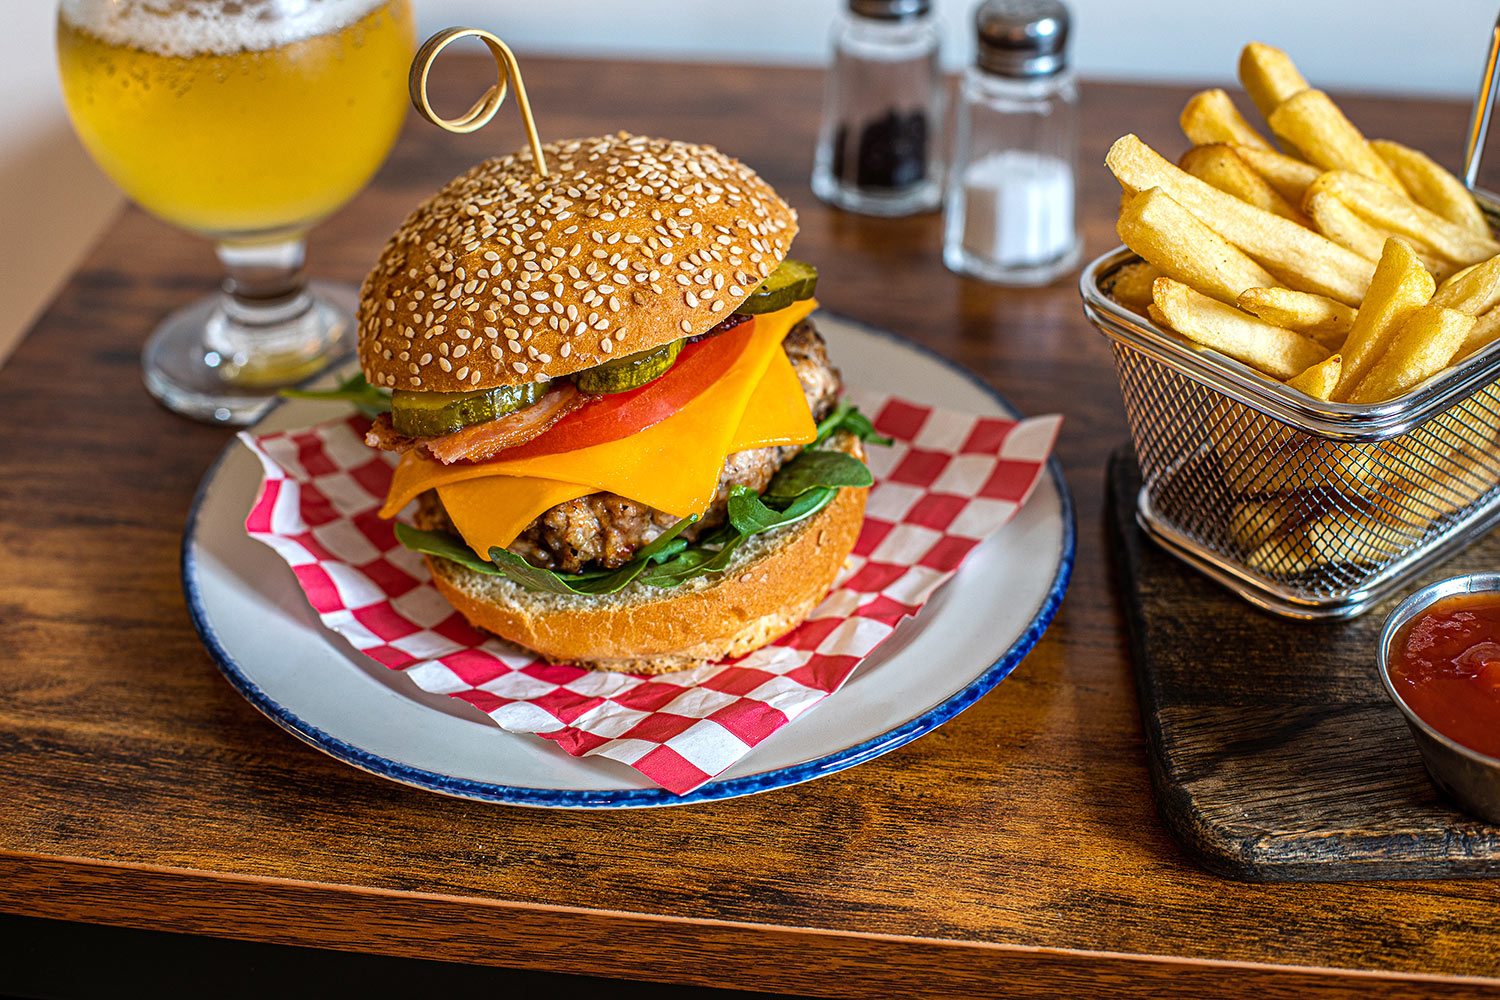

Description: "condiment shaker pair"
812 0 1080 286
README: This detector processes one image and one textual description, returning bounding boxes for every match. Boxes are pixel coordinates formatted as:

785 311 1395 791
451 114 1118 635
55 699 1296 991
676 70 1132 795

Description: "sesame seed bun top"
357 132 798 393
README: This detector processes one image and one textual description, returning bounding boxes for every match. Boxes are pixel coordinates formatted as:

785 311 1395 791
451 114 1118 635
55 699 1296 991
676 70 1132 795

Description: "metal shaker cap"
975 0 1070 77
849 0 931 20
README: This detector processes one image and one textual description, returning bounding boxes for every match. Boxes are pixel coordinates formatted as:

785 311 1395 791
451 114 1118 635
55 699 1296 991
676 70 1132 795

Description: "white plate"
183 314 1074 807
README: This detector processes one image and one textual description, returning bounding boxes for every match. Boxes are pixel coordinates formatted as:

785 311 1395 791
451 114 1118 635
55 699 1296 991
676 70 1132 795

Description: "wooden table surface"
4 55 1498 999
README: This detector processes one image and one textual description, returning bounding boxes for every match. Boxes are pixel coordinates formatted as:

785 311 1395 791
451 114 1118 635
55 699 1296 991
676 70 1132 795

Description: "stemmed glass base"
142 237 358 426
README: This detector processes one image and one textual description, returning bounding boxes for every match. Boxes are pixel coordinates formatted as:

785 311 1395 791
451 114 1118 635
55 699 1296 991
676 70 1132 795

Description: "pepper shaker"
942 0 1080 285
811 0 944 217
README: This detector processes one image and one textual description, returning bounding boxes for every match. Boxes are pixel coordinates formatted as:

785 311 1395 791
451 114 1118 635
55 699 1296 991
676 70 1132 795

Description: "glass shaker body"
943 65 1081 285
812 12 944 217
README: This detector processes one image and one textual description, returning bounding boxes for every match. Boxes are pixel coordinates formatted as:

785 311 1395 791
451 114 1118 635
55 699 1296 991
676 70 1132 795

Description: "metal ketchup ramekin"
1378 572 1500 825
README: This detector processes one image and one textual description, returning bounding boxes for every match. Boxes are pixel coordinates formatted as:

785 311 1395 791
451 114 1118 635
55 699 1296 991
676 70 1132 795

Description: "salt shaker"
942 0 1080 285
811 0 944 217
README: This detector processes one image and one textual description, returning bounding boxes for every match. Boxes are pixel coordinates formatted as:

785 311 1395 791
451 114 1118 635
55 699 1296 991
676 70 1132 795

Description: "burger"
348 132 882 675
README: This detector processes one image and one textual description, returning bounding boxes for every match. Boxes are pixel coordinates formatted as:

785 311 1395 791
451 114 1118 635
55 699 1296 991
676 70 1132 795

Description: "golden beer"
57 0 414 239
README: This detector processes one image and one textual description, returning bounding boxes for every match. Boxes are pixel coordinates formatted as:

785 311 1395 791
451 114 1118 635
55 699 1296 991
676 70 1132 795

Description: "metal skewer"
408 27 549 178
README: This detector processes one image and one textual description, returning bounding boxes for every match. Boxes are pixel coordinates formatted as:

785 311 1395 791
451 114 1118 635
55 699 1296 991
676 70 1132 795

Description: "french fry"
1232 144 1321 203
1103 260 1162 310
1370 139 1488 237
1330 237 1435 400
1239 42 1310 123
1117 188 1278 303
1431 253 1500 314
1180 89 1274 150
1284 353 1343 398
1152 277 1330 378
1179 144 1307 224
1347 304 1473 403
1107 135 1374 304
1267 90 1405 193
1330 442 1404 493
1370 428 1498 521
1457 307 1500 359
1303 190 1451 277
1248 507 1407 576
1308 170 1500 266
1236 287 1355 343
1305 189 1388 260
1230 497 1307 553
1208 403 1303 494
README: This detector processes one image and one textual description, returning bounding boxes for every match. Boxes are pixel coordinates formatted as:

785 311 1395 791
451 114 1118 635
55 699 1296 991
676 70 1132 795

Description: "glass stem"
217 236 312 322
205 236 335 386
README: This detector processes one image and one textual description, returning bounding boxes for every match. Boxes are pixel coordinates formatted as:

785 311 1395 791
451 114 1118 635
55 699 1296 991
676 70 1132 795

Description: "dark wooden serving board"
1107 446 1500 882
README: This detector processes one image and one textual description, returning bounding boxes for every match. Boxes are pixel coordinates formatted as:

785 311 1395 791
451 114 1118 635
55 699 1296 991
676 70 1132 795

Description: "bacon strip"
364 384 586 465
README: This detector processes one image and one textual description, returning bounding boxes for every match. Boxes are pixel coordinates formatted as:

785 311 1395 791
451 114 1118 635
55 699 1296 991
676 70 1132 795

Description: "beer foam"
59 0 388 57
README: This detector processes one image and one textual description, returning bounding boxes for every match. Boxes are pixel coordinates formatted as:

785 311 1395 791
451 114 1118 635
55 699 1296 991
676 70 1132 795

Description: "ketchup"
1387 592 1500 759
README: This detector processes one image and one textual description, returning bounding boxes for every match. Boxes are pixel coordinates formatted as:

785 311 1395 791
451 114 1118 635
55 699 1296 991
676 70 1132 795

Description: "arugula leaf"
282 371 391 418
487 515 697 595
395 523 502 574
635 543 736 588
813 398 893 448
765 452 872 499
728 484 836 533
396 517 697 596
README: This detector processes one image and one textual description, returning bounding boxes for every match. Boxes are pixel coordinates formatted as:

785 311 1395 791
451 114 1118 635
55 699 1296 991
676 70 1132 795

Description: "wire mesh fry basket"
1082 191 1500 619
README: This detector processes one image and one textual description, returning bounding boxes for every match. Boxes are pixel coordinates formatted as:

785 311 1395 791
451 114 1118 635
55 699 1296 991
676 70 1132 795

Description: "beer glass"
56 0 416 423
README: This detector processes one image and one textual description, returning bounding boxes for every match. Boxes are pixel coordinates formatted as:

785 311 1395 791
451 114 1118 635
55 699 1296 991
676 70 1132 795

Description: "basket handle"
1462 12 1500 189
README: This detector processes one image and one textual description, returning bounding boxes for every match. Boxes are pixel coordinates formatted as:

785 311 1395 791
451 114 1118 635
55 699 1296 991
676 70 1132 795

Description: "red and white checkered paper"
240 388 1060 794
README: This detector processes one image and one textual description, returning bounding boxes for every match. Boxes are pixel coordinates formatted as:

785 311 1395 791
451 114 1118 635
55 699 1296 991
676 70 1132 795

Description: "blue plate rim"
181 314 1076 808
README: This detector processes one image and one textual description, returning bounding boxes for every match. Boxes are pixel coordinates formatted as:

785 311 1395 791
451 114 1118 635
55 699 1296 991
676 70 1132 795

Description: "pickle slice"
572 339 683 394
390 381 550 437
736 259 818 314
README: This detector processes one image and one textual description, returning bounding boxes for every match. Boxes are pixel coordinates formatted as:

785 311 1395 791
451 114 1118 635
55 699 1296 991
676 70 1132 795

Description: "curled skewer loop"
409 27 549 178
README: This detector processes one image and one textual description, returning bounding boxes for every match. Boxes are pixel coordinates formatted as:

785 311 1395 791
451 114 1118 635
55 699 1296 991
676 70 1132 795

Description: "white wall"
0 2 122 365
421 0 1497 97
3 0 1496 364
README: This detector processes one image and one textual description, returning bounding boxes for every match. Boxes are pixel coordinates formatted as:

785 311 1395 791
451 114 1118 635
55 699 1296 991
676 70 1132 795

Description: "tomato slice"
495 318 758 461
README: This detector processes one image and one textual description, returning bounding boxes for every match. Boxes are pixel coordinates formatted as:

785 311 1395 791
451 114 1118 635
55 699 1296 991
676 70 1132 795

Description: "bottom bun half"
427 441 870 676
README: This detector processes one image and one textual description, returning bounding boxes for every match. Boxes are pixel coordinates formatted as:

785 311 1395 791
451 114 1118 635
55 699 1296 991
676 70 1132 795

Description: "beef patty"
414 317 843 573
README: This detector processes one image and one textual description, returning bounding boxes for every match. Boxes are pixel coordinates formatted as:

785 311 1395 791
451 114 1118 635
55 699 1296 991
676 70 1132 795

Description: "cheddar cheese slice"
434 347 815 557
436 475 594 558
383 299 819 557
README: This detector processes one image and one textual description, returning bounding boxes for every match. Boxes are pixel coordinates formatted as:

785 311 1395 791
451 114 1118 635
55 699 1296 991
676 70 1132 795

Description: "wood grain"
1108 449 1500 881
3 56 1500 997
